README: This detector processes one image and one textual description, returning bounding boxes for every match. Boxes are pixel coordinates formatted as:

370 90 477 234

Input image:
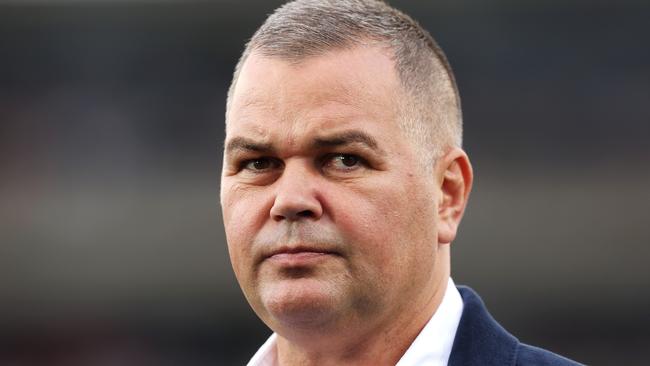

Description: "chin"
260 278 341 329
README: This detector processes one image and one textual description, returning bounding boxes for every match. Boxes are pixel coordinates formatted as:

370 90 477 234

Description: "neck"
275 259 450 366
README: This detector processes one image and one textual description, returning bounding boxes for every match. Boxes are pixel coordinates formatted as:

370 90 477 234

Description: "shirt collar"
395 277 464 366
247 332 277 366
248 278 463 366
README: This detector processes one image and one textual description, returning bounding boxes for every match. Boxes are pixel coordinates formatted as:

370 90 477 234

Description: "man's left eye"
324 154 363 170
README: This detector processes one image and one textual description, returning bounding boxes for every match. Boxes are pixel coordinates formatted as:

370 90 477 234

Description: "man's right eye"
242 158 278 172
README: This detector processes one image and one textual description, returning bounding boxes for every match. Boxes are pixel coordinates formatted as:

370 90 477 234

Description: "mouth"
263 246 341 267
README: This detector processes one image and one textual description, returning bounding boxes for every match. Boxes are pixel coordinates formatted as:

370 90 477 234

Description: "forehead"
226 46 403 140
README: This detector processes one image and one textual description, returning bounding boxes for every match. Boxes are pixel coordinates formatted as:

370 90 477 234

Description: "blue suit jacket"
448 286 582 366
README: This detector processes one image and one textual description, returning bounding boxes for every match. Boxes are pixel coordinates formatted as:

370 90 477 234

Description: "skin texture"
221 45 473 366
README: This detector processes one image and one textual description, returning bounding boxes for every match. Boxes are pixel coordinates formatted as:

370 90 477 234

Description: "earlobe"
437 148 473 244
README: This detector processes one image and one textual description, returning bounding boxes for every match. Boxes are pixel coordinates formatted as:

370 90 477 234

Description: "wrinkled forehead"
226 46 403 134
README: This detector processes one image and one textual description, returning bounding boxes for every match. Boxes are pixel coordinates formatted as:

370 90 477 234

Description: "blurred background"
1 0 648 364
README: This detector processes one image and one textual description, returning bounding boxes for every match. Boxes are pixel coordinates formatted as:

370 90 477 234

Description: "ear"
436 147 473 245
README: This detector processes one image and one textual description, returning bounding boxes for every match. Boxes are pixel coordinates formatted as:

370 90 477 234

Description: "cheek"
331 176 438 267
221 184 270 275
329 184 408 260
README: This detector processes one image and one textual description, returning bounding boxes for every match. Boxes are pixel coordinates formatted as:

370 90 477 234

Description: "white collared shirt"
248 278 464 366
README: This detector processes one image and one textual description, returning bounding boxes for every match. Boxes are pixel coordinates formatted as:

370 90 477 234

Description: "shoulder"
516 343 582 366
449 286 582 366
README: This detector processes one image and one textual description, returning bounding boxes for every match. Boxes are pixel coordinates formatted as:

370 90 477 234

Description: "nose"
269 162 323 222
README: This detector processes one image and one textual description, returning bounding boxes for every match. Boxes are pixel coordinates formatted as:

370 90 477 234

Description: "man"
220 0 581 365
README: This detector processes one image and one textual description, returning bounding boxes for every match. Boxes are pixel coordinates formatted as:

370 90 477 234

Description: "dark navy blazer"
448 286 582 366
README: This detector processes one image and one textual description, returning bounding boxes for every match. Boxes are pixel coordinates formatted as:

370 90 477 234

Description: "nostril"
296 210 314 218
272 209 315 221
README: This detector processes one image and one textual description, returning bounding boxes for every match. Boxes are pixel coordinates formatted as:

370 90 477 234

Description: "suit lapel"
448 286 519 366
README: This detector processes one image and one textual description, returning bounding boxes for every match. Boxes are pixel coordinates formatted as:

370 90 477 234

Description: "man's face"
221 46 446 334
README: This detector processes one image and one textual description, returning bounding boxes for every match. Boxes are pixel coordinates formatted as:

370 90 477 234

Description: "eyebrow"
225 137 274 155
224 130 383 156
312 130 382 153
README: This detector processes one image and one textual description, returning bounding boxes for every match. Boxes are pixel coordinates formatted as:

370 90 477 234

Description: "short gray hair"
226 0 462 160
